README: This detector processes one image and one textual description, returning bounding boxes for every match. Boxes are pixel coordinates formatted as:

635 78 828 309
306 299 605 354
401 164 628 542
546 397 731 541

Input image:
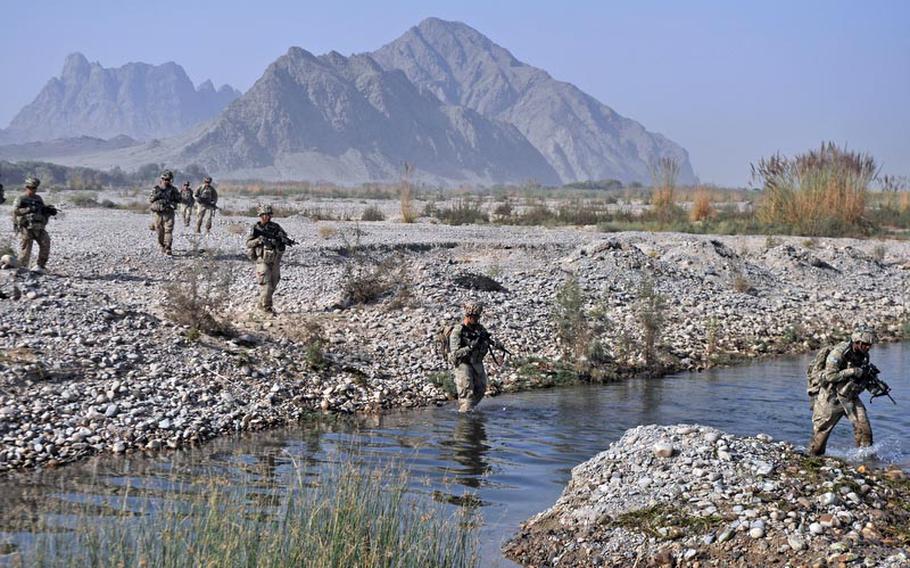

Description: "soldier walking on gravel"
179 181 195 227
245 204 295 314
448 302 506 413
194 176 218 234
148 170 180 255
12 177 56 272
808 327 878 456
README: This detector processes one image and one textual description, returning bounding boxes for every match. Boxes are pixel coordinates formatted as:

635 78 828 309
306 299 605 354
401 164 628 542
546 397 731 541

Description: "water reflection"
441 413 491 488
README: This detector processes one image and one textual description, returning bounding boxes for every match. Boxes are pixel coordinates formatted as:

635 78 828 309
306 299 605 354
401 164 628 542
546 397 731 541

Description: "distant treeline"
0 161 210 190
0 160 650 193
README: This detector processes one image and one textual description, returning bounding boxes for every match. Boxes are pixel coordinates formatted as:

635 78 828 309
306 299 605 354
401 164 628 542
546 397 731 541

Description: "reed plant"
752 142 877 236
689 188 715 222
20 460 478 568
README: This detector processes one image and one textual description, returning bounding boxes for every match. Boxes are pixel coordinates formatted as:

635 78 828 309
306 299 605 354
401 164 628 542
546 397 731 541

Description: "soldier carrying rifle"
245 204 296 314
807 326 894 456
12 177 57 273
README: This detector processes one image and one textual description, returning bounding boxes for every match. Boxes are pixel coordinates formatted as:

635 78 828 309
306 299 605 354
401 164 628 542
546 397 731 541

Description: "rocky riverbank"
1 205 909 473
504 424 910 567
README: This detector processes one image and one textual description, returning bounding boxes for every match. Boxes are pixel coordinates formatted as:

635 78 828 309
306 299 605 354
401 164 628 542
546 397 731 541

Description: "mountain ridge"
2 53 240 143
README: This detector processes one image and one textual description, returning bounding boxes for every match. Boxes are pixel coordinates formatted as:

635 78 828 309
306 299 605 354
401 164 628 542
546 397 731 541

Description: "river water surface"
1 342 908 566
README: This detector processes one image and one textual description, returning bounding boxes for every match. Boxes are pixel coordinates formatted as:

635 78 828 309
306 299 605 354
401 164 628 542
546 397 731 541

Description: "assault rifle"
252 224 297 250
860 363 896 404
475 328 513 366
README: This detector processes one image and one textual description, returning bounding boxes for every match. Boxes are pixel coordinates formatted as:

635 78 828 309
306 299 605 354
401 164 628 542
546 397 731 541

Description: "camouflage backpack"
806 345 833 397
437 323 458 365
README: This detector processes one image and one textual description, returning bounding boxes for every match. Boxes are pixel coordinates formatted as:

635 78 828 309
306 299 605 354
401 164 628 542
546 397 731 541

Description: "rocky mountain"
176 47 560 185
372 18 697 185
2 53 240 143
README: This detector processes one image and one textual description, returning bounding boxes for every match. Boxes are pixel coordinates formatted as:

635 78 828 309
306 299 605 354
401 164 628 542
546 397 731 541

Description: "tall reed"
752 142 877 235
21 461 478 568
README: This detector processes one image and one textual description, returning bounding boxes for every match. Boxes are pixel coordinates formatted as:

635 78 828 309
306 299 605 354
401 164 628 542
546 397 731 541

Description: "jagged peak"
61 52 91 81
197 79 216 93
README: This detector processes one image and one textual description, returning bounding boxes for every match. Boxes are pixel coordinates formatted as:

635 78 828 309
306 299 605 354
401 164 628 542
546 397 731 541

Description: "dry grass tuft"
318 224 338 239
689 188 715 222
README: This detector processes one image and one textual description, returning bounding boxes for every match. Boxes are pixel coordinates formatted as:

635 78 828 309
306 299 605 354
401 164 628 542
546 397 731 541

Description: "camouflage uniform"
179 183 195 227
245 214 289 312
194 179 218 234
12 188 52 270
148 173 181 254
808 340 873 456
0 184 5 204
449 303 502 412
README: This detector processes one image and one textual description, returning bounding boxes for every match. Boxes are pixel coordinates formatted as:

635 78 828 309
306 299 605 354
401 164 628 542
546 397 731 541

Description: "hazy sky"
1 0 907 186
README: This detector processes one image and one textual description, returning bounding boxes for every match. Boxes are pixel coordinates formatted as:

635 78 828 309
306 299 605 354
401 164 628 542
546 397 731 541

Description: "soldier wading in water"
245 204 295 314
12 177 57 272
448 302 508 413
807 327 882 456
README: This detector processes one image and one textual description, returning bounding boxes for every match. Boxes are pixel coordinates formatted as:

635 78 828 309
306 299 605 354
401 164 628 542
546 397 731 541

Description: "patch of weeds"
871 244 886 262
484 263 503 279
287 319 328 370
317 224 337 239
802 237 818 249
0 239 13 257
428 371 457 399
340 254 412 308
614 503 722 539
705 317 719 365
225 223 246 235
161 242 234 337
552 276 612 379
782 324 804 345
361 205 385 222
764 235 780 251
732 270 756 295
636 278 666 371
434 198 488 225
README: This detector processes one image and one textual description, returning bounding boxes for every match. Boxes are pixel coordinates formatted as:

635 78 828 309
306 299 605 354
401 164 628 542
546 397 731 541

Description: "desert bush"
689 188 715 222
361 205 386 222
435 198 488 225
339 253 411 308
732 271 756 295
318 224 338 239
492 201 513 217
552 276 611 378
871 244 886 262
225 222 247 235
752 142 876 236
161 244 234 337
636 278 666 370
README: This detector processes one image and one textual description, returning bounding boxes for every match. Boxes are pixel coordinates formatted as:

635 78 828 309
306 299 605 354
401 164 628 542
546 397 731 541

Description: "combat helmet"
463 301 484 317
257 204 273 216
851 327 875 345
160 170 174 181
203 176 213 183
24 177 40 189
182 181 190 187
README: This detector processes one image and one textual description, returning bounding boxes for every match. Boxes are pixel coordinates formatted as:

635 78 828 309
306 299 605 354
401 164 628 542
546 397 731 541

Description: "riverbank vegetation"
5 460 478 568
6 142 909 239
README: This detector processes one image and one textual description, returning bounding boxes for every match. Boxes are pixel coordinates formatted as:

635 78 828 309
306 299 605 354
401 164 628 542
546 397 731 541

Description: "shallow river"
1 342 908 566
